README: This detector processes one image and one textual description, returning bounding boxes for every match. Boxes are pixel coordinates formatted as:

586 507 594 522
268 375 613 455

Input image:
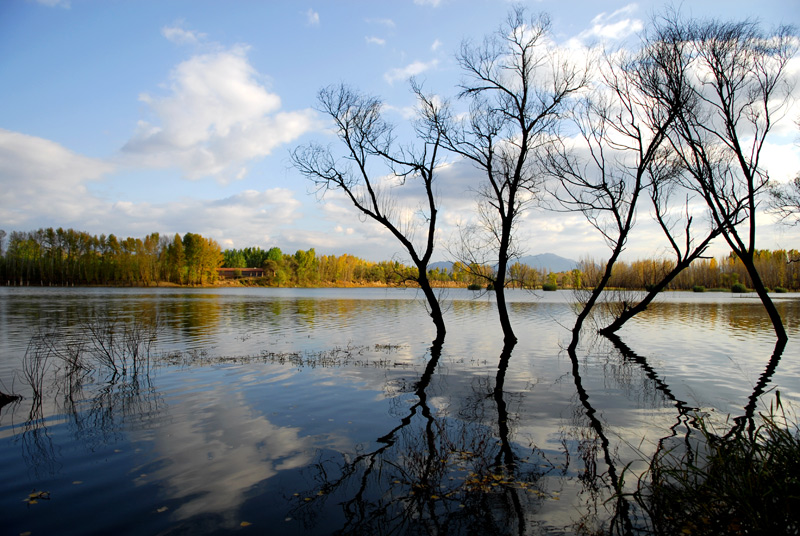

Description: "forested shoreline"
0 227 798 290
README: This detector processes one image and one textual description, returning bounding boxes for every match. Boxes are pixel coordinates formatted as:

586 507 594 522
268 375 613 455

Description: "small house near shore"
217 268 265 279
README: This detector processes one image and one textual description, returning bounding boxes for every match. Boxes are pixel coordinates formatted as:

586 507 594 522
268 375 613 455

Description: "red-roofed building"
217 268 265 279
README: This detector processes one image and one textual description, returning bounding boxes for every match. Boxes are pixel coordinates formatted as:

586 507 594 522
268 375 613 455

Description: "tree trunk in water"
569 248 622 352
741 256 788 342
417 272 447 345
494 283 516 345
495 226 517 344
599 256 694 336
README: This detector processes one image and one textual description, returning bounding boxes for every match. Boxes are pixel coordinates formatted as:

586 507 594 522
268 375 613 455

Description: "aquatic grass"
20 313 163 403
632 395 800 535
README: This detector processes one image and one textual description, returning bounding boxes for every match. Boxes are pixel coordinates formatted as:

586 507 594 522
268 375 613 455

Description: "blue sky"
1 0 798 263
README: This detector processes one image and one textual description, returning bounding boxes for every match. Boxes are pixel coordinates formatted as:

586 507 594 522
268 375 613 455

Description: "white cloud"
162 24 207 45
384 59 439 84
0 127 312 250
414 0 442 7
122 46 318 182
140 188 304 248
366 18 395 28
761 140 800 183
305 8 320 26
431 39 443 52
575 3 643 44
366 36 386 46
0 129 113 227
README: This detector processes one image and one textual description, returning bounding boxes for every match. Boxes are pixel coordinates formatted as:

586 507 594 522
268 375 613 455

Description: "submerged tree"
430 7 584 343
649 14 797 342
542 45 682 349
579 43 725 337
292 84 447 344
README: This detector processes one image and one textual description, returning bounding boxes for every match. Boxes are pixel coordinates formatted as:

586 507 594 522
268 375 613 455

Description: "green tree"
167 234 185 284
223 249 247 268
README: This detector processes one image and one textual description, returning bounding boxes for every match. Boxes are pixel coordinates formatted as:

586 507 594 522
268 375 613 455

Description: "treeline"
225 248 800 291
223 246 418 286
0 228 222 286
575 250 800 291
1 228 797 290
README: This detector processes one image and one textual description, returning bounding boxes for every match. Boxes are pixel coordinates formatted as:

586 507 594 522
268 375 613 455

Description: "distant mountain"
516 253 578 273
428 261 456 272
428 253 578 274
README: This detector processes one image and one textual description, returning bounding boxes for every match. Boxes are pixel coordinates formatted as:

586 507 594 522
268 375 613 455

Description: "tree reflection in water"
570 333 789 535
5 297 793 535
287 341 565 535
628 338 789 535
729 338 787 438
566 342 634 536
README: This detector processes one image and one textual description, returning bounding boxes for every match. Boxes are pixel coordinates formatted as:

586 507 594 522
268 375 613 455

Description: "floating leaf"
157 506 168 513
240 521 252 527
24 490 50 505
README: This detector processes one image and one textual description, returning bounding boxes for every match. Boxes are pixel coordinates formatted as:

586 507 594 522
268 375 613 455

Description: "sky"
1 0 798 264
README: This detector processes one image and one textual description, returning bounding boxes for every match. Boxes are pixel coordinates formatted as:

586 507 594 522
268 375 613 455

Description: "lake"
1 286 798 535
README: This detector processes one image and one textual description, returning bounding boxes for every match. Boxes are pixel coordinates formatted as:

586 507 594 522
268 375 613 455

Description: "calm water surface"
1 287 798 535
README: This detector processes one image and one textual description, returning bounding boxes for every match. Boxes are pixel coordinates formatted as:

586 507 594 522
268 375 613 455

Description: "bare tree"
292 84 447 344
767 119 800 227
768 174 800 225
596 37 727 335
649 15 797 342
598 171 723 335
431 7 584 344
543 47 679 350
